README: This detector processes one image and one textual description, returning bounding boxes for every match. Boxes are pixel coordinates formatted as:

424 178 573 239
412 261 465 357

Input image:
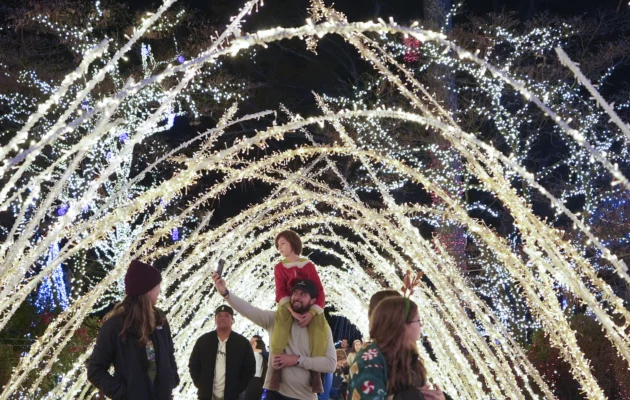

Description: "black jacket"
87 311 180 400
188 330 255 400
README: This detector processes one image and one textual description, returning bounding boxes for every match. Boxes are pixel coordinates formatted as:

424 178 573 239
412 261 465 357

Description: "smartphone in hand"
216 259 225 277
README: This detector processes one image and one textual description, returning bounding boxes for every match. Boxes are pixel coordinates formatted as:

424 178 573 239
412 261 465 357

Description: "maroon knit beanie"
125 260 162 296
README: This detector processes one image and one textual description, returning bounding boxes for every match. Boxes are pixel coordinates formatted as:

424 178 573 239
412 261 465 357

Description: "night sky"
186 0 623 115
179 0 622 21
125 0 629 232
124 0 627 116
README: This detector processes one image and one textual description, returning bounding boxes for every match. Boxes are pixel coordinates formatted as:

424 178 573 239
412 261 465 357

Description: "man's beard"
291 301 310 314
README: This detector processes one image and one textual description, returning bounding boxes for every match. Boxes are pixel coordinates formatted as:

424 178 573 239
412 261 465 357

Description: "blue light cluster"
34 242 69 313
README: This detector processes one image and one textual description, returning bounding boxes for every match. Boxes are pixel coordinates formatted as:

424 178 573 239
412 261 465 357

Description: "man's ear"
309 298 316 306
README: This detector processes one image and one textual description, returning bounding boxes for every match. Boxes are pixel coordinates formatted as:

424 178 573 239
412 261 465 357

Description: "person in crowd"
329 349 348 399
251 335 269 360
320 349 347 400
335 349 350 400
250 334 270 387
363 290 402 349
270 230 330 393
244 338 268 400
213 272 336 400
249 335 269 358
339 338 349 355
87 260 179 400
348 296 445 400
318 372 333 400
347 339 363 366
189 305 256 400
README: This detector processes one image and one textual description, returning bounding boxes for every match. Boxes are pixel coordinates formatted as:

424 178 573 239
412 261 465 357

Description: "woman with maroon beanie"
88 260 180 400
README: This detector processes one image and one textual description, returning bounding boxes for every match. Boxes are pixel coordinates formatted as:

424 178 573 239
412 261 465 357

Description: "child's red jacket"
274 258 325 313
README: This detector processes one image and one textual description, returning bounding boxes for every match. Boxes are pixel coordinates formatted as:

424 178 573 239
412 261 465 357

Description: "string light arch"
0 0 628 399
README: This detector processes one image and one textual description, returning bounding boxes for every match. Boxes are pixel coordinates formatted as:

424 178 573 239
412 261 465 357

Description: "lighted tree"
0 0 250 311
313 8 630 343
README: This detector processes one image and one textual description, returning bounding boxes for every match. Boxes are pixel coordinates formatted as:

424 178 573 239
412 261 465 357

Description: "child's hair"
275 230 303 255
336 349 347 362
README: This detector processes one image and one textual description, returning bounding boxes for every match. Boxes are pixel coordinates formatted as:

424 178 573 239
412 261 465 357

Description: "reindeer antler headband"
401 270 424 319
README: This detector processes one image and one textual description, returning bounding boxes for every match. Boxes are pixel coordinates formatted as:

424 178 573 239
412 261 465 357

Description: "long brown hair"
104 294 164 346
369 296 427 393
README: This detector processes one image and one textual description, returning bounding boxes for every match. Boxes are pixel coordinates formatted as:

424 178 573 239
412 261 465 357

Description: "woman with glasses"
347 296 444 400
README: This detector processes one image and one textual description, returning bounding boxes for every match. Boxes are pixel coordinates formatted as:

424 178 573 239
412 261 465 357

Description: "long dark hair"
369 296 427 393
104 294 164 346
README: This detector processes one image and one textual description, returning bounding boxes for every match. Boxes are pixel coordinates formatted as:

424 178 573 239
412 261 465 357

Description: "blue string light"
56 204 69 217
34 242 69 313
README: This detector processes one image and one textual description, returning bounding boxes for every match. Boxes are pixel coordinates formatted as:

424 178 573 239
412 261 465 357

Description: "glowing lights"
0 0 628 399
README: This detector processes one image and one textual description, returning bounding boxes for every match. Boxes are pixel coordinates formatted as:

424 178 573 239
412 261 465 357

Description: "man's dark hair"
255 339 266 352
275 230 303 255
252 334 262 340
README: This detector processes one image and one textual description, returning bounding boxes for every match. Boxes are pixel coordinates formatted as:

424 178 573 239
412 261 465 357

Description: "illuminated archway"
0 0 628 398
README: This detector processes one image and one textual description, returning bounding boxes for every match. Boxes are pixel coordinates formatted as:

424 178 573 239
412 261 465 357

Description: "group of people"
315 338 362 400
87 230 447 400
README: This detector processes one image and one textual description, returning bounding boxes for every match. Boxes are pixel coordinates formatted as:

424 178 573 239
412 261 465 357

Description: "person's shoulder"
361 342 380 352
282 258 314 268
196 330 217 343
101 313 123 331
155 307 167 319
230 331 250 344
355 342 383 364
300 257 315 266
361 341 376 350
